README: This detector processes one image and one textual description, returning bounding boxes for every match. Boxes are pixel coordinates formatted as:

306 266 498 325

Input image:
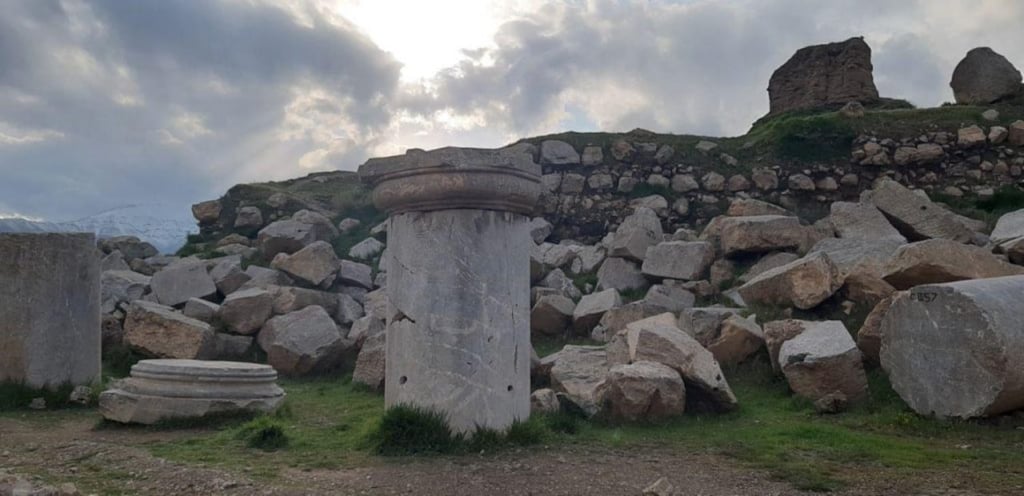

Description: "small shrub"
505 417 547 445
0 382 77 411
236 416 290 451
368 405 458 455
543 411 583 435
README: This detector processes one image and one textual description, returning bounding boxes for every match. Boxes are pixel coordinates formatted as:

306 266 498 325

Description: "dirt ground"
0 414 997 496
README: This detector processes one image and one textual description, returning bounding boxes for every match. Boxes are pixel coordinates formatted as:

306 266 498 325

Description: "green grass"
933 185 1024 231
367 405 544 456
0 381 83 411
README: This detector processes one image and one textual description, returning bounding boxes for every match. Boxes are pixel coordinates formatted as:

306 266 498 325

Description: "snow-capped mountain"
0 204 197 254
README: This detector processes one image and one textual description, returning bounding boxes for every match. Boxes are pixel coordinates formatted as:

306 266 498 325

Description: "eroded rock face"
257 305 348 377
779 321 868 407
737 252 842 310
124 300 215 360
606 207 664 261
641 241 715 281
880 276 1024 418
881 239 1024 289
546 345 610 416
950 47 1022 104
149 261 217 307
857 295 895 364
717 215 807 256
767 37 879 115
599 361 685 421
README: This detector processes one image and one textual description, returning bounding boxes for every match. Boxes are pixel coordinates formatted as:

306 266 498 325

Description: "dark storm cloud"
0 0 400 220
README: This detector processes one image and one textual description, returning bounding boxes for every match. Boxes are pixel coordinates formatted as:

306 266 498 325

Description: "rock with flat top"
779 320 867 407
738 252 842 310
717 215 807 256
861 179 974 243
573 289 621 335
767 37 879 115
707 315 764 366
881 239 1024 289
641 241 715 281
598 361 685 421
271 241 340 288
219 288 274 335
546 345 610 416
124 300 215 359
257 306 348 376
150 261 216 307
531 294 576 336
606 207 663 261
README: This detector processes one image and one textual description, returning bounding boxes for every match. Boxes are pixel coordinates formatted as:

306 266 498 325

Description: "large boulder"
606 207 663 261
218 288 274 335
991 209 1024 245
779 320 868 407
767 37 879 115
881 239 1024 289
677 307 742 346
828 201 905 243
706 315 764 366
352 331 386 391
98 236 159 261
271 240 340 288
717 215 807 256
546 345 610 416
763 319 845 374
268 285 339 316
101 270 151 314
572 289 621 335
949 47 1022 104
209 258 250 295
539 268 582 301
149 261 217 307
596 257 649 292
861 179 974 243
856 295 895 364
257 211 337 258
598 361 686 421
610 314 737 412
123 300 215 359
531 294 576 336
642 283 696 313
739 252 800 283
337 260 373 289
880 276 1024 418
641 241 715 281
257 305 349 376
737 252 843 310
191 199 222 225
808 237 902 279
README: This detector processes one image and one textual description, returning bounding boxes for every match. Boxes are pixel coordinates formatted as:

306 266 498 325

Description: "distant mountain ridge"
0 204 196 254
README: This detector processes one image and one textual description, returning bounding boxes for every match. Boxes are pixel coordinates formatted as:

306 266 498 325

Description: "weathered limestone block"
101 270 151 314
677 307 742 346
880 276 1024 418
828 201 905 242
268 285 338 316
707 315 764 366
352 331 386 391
0 233 100 388
218 288 274 335
641 241 715 281
573 288 622 335
717 215 806 256
359 144 540 433
258 306 349 377
530 388 560 414
124 300 215 360
99 359 284 425
598 361 685 421
596 257 649 292
642 283 696 313
779 321 867 406
763 319 845 374
611 314 737 412
857 295 895 364
531 294 576 336
546 345 610 417
540 140 580 165
183 298 220 323
191 200 222 225
739 252 800 283
606 207 664 261
337 260 373 289
348 237 385 260
881 239 1024 289
861 179 974 243
209 258 250 296
150 261 217 307
737 252 842 310
808 237 902 279
101 250 131 272
271 240 340 288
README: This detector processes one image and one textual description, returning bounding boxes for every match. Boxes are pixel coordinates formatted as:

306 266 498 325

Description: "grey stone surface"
881 276 1024 418
677 307 742 347
642 283 696 313
531 294 576 336
271 240 340 288
124 300 215 359
182 298 220 324
257 305 348 377
385 209 532 433
334 293 365 327
779 320 867 405
808 237 902 279
209 258 250 296
352 331 386 391
99 359 284 425
767 37 879 115
527 217 554 244
739 252 800 283
991 208 1024 244
546 345 610 416
641 241 715 281
0 233 100 388
738 252 842 310
234 206 263 229
573 288 622 335
599 361 685 421
707 315 764 366
101 250 131 272
150 261 217 307
596 257 649 292
540 140 580 165
828 201 906 242
337 260 373 289
717 215 806 256
861 178 974 243
101 270 151 314
241 265 294 289
348 237 385 260
606 207 663 261
219 288 274 335
268 285 338 316
539 268 582 301
950 47 1022 104
882 239 1024 289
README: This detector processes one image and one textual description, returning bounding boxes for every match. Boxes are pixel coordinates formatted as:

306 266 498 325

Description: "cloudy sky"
1 0 1022 222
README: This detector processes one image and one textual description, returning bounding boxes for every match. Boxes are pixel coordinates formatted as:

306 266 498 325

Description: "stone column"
0 233 101 389
359 145 541 433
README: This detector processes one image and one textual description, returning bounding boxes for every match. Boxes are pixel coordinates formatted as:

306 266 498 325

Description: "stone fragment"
595 300 667 339
597 257 649 292
101 270 151 314
654 145 674 164
738 252 842 310
352 331 386 391
544 345 609 416
671 174 699 193
150 261 217 307
124 300 215 359
767 37 879 115
182 298 220 324
348 237 385 260
707 315 764 366
234 206 263 229
643 477 675 496
530 388 561 414
531 294 576 336
881 239 1024 289
1009 120 1024 146
677 307 742 346
208 258 250 296
540 140 580 165
606 207 664 261
242 265 294 289
219 288 274 335
337 259 374 289
780 323 866 404
881 276 1024 418
257 215 334 258
808 237 902 280
99 359 284 425
950 47 1023 104
828 201 905 242
581 146 603 166
101 250 131 272
539 268 582 301
257 306 348 376
337 218 361 234
990 209 1024 245
957 125 987 148
717 215 806 256
573 288 622 335
695 140 718 153
641 241 715 281
191 200 222 224
856 295 894 364
527 217 554 244
763 319 844 374
612 314 737 412
0 233 100 388
334 293 364 326
271 240 340 288
862 178 974 243
610 139 635 161
268 285 338 316
599 361 685 421
211 333 255 361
